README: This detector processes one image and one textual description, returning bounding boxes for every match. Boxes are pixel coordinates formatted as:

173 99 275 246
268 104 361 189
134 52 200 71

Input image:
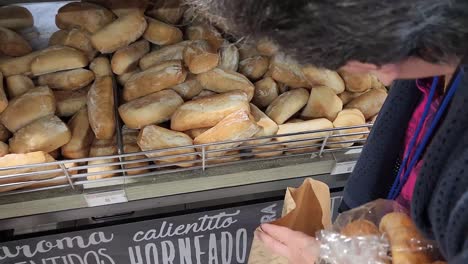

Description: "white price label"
84 190 128 207
331 161 357 175
345 148 362 155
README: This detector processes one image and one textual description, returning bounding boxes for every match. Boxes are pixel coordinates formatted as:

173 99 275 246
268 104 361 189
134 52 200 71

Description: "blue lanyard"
388 70 463 200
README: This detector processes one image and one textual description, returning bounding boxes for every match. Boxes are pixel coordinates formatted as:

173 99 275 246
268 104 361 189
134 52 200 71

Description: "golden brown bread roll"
31 47 89 76
268 54 309 88
186 24 224 51
143 17 183 46
277 118 334 149
206 151 242 165
49 29 98 60
111 39 149 75
171 91 250 131
171 74 203 100
56 2 115 33
0 142 9 157
219 44 239 72
302 66 345 94
119 89 184 129
266 88 309 125
61 108 94 159
192 89 217 100
346 89 388 119
184 127 210 139
139 41 190 70
0 26 32 57
183 40 219 74
252 77 279 109
38 69 95 91
55 87 89 117
301 86 343 121
0 50 40 77
0 72 8 114
137 125 196 167
0 6 34 30
239 56 270 81
49 30 68 46
0 152 60 185
90 56 113 78
87 76 116 139
379 212 433 264
196 68 255 101
9 115 71 153
328 109 367 148
123 60 187 101
371 74 386 90
85 0 149 17
87 137 119 180
341 219 380 237
122 128 150 175
0 124 11 142
245 104 279 145
256 38 279 57
338 90 366 105
117 68 141 86
147 0 186 24
91 12 147 53
339 70 373 93
5 75 34 98
238 43 260 60
0 86 56 132
194 110 260 157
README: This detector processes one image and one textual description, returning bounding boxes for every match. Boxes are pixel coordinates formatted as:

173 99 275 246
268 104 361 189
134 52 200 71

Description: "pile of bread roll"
0 0 387 191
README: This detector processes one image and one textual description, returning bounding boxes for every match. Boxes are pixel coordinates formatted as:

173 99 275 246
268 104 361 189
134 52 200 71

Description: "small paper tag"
331 161 357 175
344 148 363 155
84 190 128 207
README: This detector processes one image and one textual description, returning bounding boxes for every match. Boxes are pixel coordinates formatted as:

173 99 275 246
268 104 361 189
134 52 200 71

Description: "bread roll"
379 213 432 264
91 12 147 53
5 75 34 98
137 125 196 167
246 104 279 145
371 74 387 90
338 91 366 105
239 56 269 81
192 89 217 100
339 71 373 93
183 40 219 74
123 60 187 101
139 41 190 70
31 47 89 76
219 44 239 72
87 76 115 139
0 152 60 184
38 69 95 91
0 124 11 142
121 128 150 175
0 6 34 30
55 87 89 117
206 151 242 165
186 24 224 51
238 43 260 60
119 89 183 129
185 128 210 139
171 74 203 100
302 66 345 94
194 110 260 157
171 91 250 131
61 108 94 159
56 2 115 33
147 0 186 24
341 219 380 237
0 50 40 77
346 89 388 119
87 137 119 180
197 68 255 101
0 86 56 132
252 77 279 108
277 118 333 149
0 27 32 57
143 17 183 46
256 38 279 57
49 29 97 60
85 0 149 17
0 72 8 114
328 109 366 149
90 56 113 77
9 115 71 153
302 86 343 121
117 68 141 86
111 39 149 75
269 54 309 88
0 141 8 157
266 88 309 125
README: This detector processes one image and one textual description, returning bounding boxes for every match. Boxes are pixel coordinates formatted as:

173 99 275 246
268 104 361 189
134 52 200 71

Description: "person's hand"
255 223 320 264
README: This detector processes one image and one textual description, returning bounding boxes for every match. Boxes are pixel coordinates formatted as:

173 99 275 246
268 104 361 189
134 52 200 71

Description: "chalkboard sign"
0 201 282 264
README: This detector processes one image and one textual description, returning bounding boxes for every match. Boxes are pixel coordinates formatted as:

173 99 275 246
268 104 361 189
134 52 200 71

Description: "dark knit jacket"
339 66 468 263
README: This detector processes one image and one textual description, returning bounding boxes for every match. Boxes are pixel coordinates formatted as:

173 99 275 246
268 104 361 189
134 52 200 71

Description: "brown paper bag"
248 178 331 264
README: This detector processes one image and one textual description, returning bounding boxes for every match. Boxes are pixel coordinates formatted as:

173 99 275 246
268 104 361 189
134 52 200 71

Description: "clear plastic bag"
316 199 441 264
